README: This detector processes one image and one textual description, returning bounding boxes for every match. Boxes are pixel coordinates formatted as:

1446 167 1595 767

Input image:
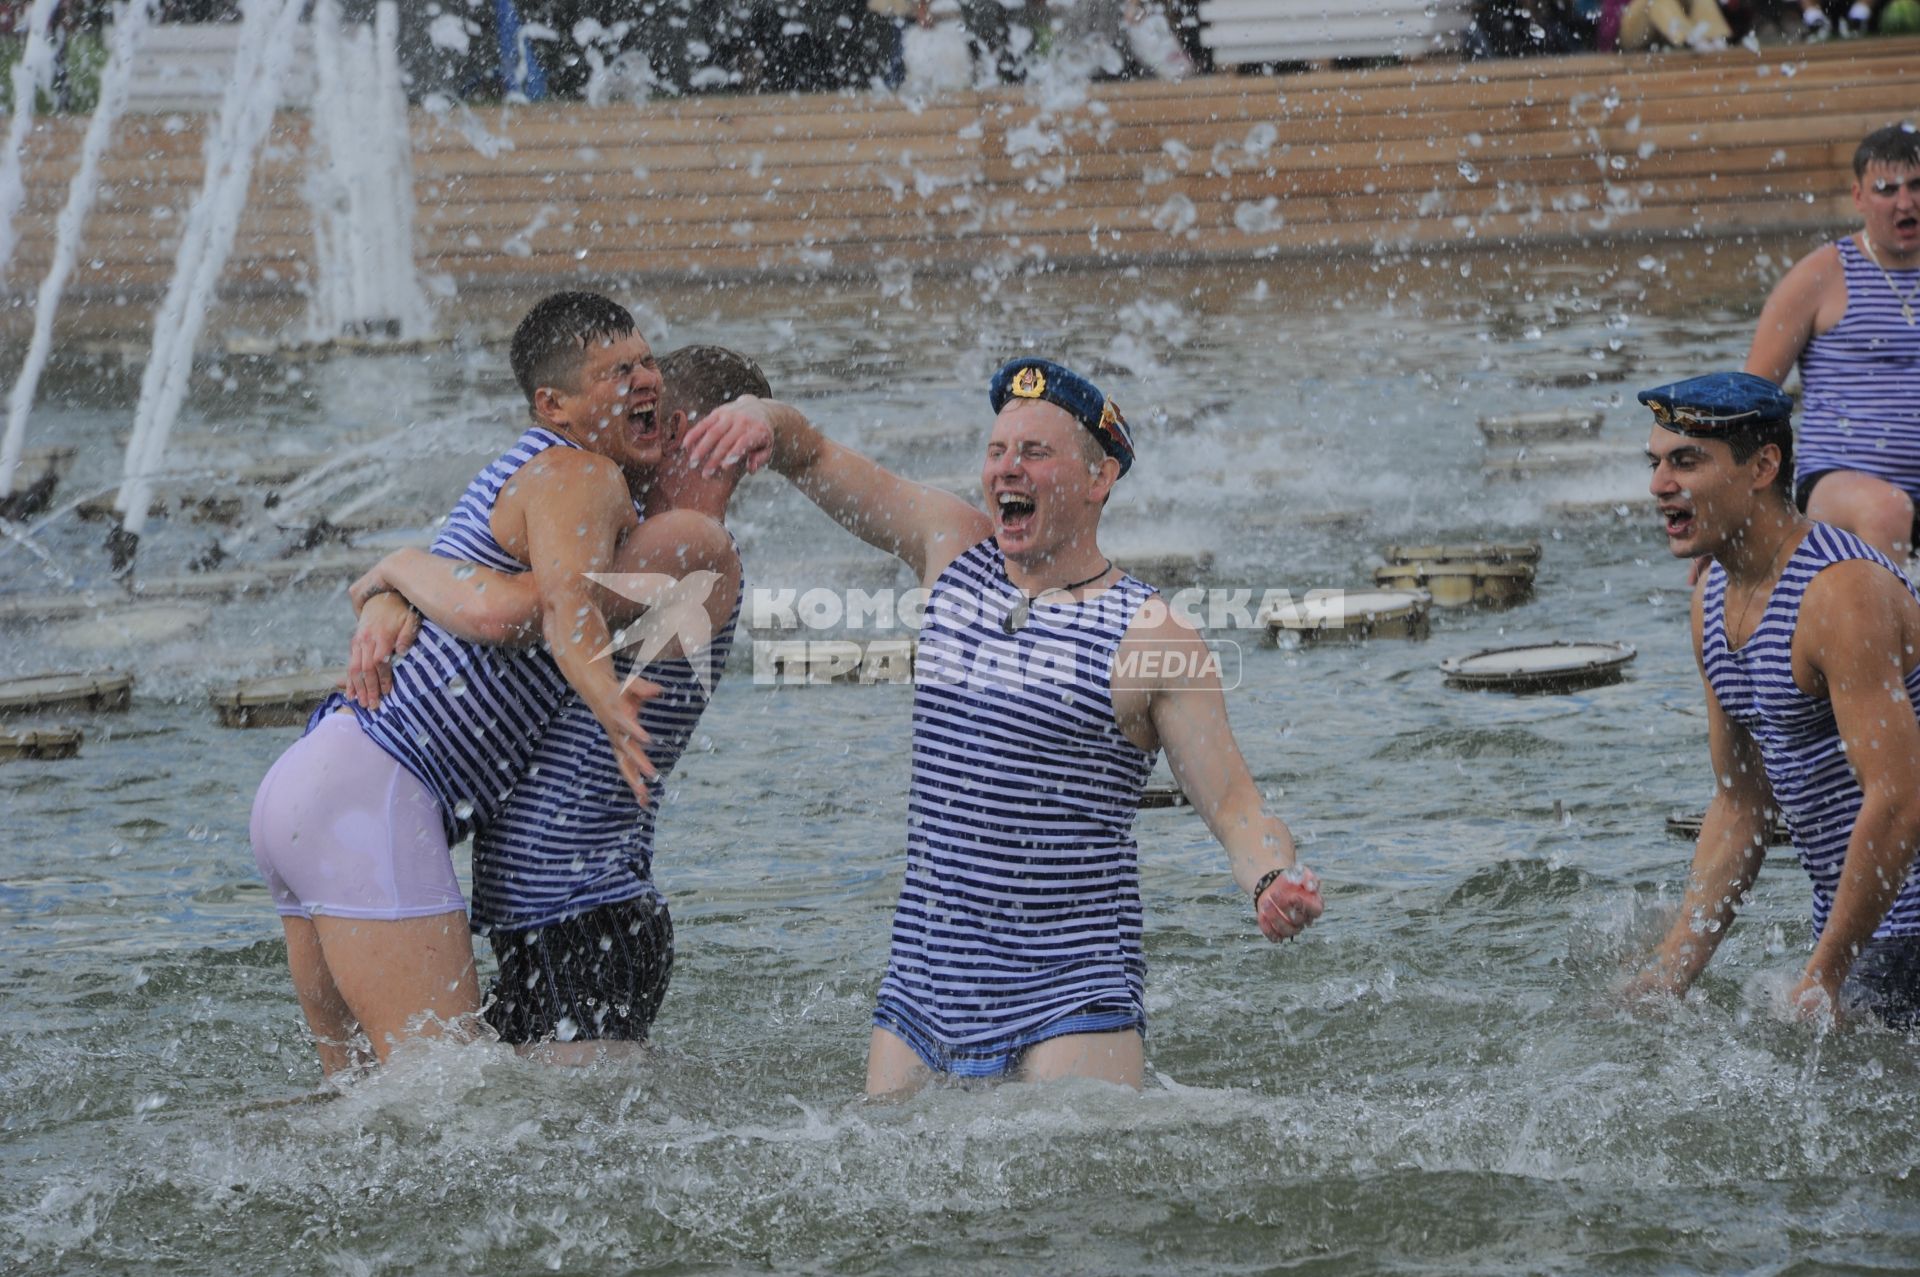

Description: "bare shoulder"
1774 241 1845 298
1118 588 1222 691
518 446 625 488
1121 588 1189 642
1803 555 1914 620
1798 558 1920 672
518 449 634 518
630 508 735 571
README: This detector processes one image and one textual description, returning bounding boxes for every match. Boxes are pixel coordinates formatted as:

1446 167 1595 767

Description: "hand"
588 673 664 805
342 593 420 708
680 397 775 478
1255 865 1324 942
1786 969 1842 1028
1615 965 1681 1006
347 559 395 616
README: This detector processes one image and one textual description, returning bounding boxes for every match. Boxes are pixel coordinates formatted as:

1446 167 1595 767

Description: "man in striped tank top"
683 358 1326 1097
1746 123 1920 563
252 297 763 1073
1633 371 1920 1026
343 346 765 1062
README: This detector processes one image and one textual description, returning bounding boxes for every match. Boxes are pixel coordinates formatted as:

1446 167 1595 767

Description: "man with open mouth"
249 294 758 1074
680 356 1324 1098
1746 122 1920 564
1631 370 1920 1026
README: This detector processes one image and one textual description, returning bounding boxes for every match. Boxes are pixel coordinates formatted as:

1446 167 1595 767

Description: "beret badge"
1010 366 1048 400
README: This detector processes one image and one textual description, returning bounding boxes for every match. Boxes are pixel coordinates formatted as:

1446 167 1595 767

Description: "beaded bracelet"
1253 867 1287 904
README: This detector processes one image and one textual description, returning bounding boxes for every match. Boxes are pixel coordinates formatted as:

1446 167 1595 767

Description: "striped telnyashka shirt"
470 581 742 932
875 538 1161 1048
1796 237 1920 496
321 427 576 844
1702 522 1920 938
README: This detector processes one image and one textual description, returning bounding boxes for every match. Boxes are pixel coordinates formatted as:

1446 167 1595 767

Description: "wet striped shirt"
1796 237 1920 496
471 581 742 931
1702 522 1920 938
320 427 574 844
874 538 1160 1058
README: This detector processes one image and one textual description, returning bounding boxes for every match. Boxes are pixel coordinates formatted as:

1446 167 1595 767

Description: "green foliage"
0 32 106 113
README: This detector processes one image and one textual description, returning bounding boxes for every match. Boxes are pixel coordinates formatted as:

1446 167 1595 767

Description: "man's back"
328 426 577 843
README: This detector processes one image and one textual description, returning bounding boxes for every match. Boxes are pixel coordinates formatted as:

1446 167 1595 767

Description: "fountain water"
98 0 434 569
114 0 308 555
0 0 61 277
303 0 431 344
0 0 157 512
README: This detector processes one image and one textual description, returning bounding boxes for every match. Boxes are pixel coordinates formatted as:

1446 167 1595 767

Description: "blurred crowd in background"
0 0 1914 109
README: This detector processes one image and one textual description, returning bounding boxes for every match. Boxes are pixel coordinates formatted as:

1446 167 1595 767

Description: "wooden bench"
6 35 1914 308
1198 0 1476 66
124 20 314 114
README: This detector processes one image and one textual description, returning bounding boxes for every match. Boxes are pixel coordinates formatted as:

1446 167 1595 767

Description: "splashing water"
302 0 432 343
0 0 157 501
0 0 61 279
117 0 308 537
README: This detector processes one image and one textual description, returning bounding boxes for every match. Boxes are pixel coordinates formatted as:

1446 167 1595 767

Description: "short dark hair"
509 291 636 407
1854 123 1920 179
1727 420 1796 502
658 344 772 418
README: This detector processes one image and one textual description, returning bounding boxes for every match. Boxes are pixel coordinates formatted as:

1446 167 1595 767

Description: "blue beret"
1637 371 1795 436
988 357 1135 478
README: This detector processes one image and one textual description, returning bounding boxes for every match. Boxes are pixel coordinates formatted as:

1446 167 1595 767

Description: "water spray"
0 0 157 504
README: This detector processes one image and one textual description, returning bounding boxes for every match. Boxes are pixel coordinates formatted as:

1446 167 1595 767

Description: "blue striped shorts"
873 997 1143 1078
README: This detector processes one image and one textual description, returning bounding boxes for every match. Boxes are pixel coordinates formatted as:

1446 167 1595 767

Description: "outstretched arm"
683 395 990 586
1134 610 1323 942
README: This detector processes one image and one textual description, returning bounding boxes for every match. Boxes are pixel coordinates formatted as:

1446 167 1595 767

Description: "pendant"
1002 598 1030 635
1905 300 1915 327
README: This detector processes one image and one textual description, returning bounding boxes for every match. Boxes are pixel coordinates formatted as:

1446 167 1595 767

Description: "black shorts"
1842 935 1920 1030
482 893 674 1045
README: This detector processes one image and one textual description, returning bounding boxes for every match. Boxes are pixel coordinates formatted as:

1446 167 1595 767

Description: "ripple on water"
4 248 1916 1274
1372 725 1569 763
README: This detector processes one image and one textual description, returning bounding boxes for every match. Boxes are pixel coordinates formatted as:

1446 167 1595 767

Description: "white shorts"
249 711 465 921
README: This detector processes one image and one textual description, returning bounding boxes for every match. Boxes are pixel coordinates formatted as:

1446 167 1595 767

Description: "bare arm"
513 450 659 803
1744 245 1840 384
342 510 741 706
341 592 420 708
683 396 990 586
1131 608 1324 942
342 552 532 710
1628 584 1773 998
1630 699 1773 998
1791 565 1920 1012
351 548 540 645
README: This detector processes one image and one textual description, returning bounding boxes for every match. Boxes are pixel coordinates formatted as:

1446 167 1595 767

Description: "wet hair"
509 291 636 407
1854 123 1920 179
658 344 772 418
1726 420 1796 502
